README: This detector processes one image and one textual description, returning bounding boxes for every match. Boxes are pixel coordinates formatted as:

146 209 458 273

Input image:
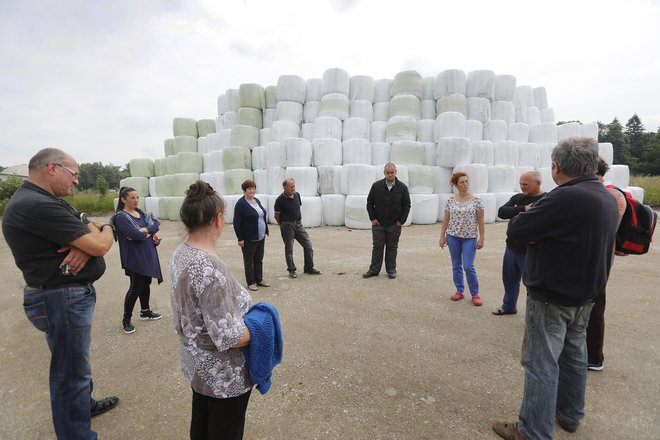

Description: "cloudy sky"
1 0 659 168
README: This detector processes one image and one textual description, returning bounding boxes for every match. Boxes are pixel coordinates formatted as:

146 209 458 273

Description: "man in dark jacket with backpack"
492 138 620 440
363 162 411 279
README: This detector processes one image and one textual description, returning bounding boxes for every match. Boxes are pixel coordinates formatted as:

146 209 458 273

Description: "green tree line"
598 114 660 175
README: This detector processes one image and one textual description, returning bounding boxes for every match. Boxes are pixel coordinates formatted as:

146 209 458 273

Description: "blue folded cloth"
242 302 283 394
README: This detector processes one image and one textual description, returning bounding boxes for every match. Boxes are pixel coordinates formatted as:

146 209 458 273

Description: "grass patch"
64 192 116 215
630 175 660 207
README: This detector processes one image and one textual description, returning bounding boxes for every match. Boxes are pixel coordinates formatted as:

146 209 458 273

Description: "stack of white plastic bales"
122 67 642 226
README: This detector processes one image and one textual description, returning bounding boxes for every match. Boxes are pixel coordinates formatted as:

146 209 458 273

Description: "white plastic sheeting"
538 167 557 193
438 193 451 221
605 164 630 188
508 123 530 143
493 141 519 166
349 75 374 102
154 158 167 176
390 94 421 119
433 69 466 98
318 166 343 194
144 197 160 219
263 109 275 128
322 68 350 96
491 101 515 125
626 186 644 203
421 100 436 120
495 192 517 221
270 120 300 141
223 111 237 130
598 143 614 166
493 74 516 101
264 85 277 109
423 77 434 100
557 122 581 141
423 142 436 166
484 120 508 142
164 138 174 157
477 193 497 223
206 133 222 152
197 137 208 154
529 122 558 144
437 137 471 167
407 165 435 194
312 116 342 140
203 151 224 173
539 143 555 168
342 164 377 195
230 125 259 149
466 70 495 100
173 136 197 154
284 138 312 167
390 141 425 166
386 116 417 143
373 102 390 121
465 120 484 141
471 141 494 166
580 123 599 140
411 194 439 224
371 121 387 142
342 138 372 165
312 138 342 166
487 165 516 193
434 112 466 141
166 156 178 175
417 119 435 142
220 129 232 147
518 143 540 168
304 101 320 123
200 172 226 197
344 195 371 229
392 70 424 99
372 142 391 166
225 89 240 112
305 78 322 102
221 195 240 224
267 196 277 224
343 117 371 141
525 107 541 126
349 100 373 121
533 87 548 109
373 79 393 103
319 93 349 120
173 118 198 137
264 142 286 169
222 147 251 170
277 75 306 104
159 197 184 221
433 166 454 194
540 108 555 123
267 167 286 195
453 164 488 194
253 170 268 194
130 159 154 178
177 152 203 174
300 196 323 228
148 176 169 197
321 194 346 225
285 167 318 196
302 123 314 142
436 94 467 116
514 85 535 110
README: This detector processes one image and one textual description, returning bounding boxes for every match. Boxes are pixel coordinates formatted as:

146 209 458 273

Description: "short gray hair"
524 169 542 183
28 148 67 171
551 137 598 177
384 162 396 171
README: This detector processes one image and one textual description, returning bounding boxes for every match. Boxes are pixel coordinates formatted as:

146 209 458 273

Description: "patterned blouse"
169 243 252 398
444 195 484 239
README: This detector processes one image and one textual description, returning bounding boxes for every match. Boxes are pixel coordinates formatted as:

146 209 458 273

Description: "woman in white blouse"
439 172 485 306
169 180 252 440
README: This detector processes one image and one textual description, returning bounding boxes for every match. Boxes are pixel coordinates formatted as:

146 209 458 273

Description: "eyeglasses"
55 163 79 179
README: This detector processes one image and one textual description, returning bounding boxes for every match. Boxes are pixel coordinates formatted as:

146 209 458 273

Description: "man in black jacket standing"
492 138 620 440
363 163 411 279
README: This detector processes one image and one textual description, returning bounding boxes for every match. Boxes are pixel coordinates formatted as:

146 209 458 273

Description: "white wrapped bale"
539 143 555 168
390 141 425 166
342 164 377 195
237 108 263 129
394 164 409 186
580 122 599 140
177 152 203 174
484 120 508 142
284 138 312 167
557 122 581 141
598 143 614 166
199 172 226 196
626 186 644 203
407 165 435 194
225 89 240 112
253 170 268 194
605 165 630 188
373 102 390 121
344 195 371 229
197 137 208 155
423 142 437 166
222 111 237 130
203 151 224 173
206 132 222 152
466 97 491 123
477 193 497 224
514 85 535 110
493 74 516 101
300 196 322 228
285 167 318 196
529 122 558 144
392 70 424 99
386 116 417 143
437 137 471 167
390 94 421 119
321 194 346 226
342 138 371 165
433 166 453 194
322 68 350 96
222 195 241 224
164 138 174 157
267 196 277 223
173 118 198 137
434 111 466 141
466 70 495 100
305 78 322 102
371 121 387 142
222 147 251 170
170 173 199 196
270 120 300 141
149 176 169 197
343 117 371 141
154 158 167 177
421 100 436 120
144 197 160 219
319 93 349 120
493 141 519 166
237 83 265 110
538 167 557 193
230 125 259 149
173 135 198 154
303 101 320 123
259 129 270 147
487 165 516 193
312 138 342 167
540 108 555 123
518 143 540 168
533 87 548 110
219 129 232 147
276 75 306 104
130 159 154 178
166 155 178 175
423 77 435 100
312 116 342 140
262 109 275 128
438 193 452 221
217 95 228 115
252 146 265 171
471 140 494 166
411 194 439 224
301 123 315 142
433 69 466 98
318 166 343 194
508 123 530 143
436 94 467 116
224 169 254 195
197 119 216 138
349 75 374 102
372 142 391 166
491 101 515 125
495 192 517 221
465 120 484 141
373 79 393 103
349 100 373 121
159 197 184 221
267 167 286 195
275 101 303 125
453 164 488 194
417 119 435 142
215 116 222 134
525 107 541 126
264 142 286 169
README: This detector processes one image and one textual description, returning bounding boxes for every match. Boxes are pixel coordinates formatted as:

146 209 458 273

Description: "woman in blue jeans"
439 172 485 306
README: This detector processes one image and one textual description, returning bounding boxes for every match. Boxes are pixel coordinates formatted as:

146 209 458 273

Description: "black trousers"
241 238 265 285
123 272 151 320
368 224 402 275
190 388 252 440
586 291 606 365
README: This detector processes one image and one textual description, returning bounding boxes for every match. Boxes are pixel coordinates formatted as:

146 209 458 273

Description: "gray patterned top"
169 243 252 398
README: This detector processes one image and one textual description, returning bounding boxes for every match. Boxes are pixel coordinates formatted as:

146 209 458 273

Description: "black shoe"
587 362 604 371
362 272 378 278
289 271 297 279
388 272 397 279
139 310 162 321
91 396 119 417
305 269 321 275
122 320 135 334
557 418 579 433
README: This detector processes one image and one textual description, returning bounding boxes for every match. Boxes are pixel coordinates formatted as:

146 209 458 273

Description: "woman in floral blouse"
439 172 485 306
169 180 252 440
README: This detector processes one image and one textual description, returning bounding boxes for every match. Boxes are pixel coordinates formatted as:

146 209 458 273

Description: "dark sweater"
507 175 619 306
499 192 545 252
233 196 269 242
366 178 411 226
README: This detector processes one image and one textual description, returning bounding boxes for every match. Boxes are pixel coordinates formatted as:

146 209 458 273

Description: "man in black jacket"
363 163 411 279
492 138 620 440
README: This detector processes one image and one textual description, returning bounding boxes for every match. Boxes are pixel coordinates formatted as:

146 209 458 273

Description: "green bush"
64 192 116 214
0 175 24 200
630 175 660 207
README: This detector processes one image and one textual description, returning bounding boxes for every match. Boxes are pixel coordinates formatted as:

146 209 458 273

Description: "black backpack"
609 185 657 255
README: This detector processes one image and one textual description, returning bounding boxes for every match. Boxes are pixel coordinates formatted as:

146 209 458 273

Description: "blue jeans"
280 221 314 273
518 296 593 440
23 284 98 440
500 246 526 312
445 234 479 295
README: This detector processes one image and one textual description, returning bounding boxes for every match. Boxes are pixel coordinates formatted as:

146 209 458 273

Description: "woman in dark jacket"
233 180 269 291
114 187 163 334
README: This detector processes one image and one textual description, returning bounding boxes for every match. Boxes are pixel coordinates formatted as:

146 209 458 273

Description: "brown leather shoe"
492 421 526 440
